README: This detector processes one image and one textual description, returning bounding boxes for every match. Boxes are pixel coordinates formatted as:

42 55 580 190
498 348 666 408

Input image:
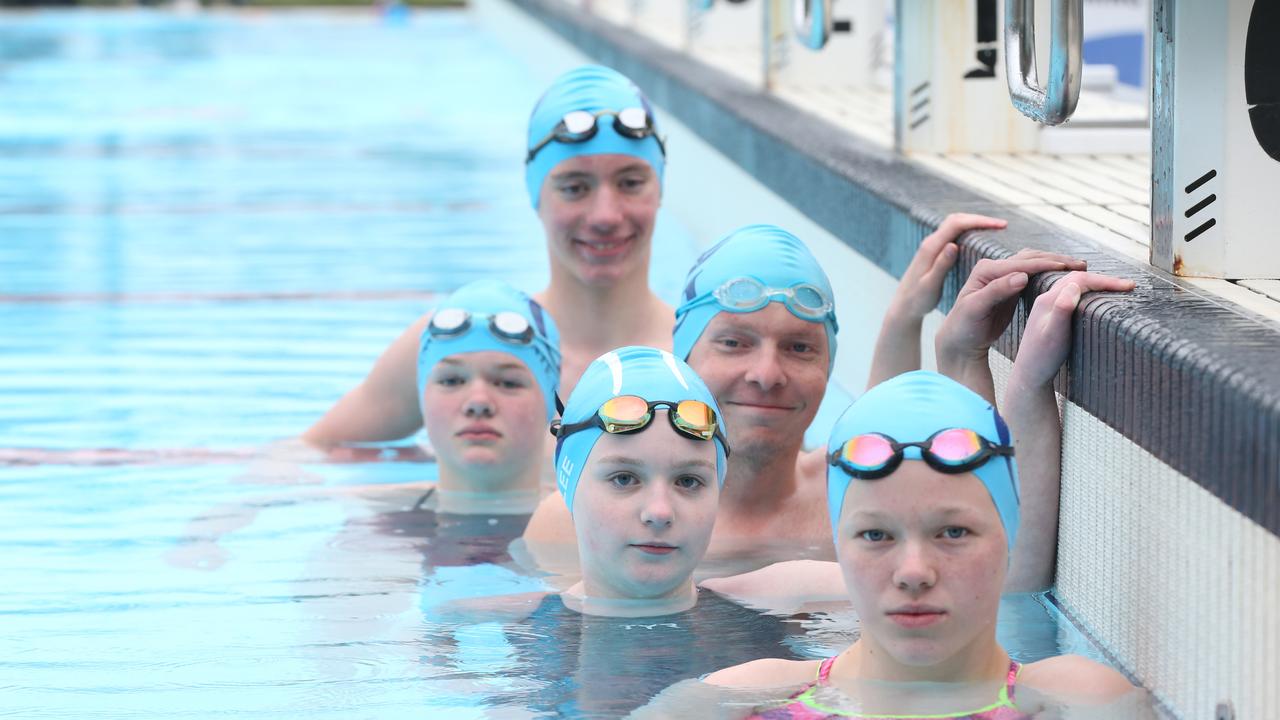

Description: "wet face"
834 461 1008 668
571 416 719 600
421 351 548 476
685 303 830 460
537 154 661 287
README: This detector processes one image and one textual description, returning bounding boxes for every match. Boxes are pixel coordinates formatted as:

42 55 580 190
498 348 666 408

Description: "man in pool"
302 64 675 449
526 219 1086 562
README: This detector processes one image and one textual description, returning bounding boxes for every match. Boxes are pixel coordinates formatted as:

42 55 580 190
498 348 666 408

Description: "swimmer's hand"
869 214 1008 387
934 248 1087 403
893 213 1010 320
1009 271 1136 391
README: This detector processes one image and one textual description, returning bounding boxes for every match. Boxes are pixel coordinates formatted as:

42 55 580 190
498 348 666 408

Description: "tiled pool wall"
480 0 1280 716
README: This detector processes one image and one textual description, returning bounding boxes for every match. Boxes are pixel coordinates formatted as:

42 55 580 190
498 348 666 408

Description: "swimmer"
527 219 1016 558
168 280 560 571
303 65 674 449
412 279 561 514
445 346 807 716
552 345 730 615
698 369 1143 716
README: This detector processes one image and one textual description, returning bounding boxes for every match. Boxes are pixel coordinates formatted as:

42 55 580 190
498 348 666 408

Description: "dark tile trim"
508 0 1280 537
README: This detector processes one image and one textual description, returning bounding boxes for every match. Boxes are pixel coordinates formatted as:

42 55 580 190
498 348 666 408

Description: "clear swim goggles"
712 276 833 321
829 428 1013 480
551 395 730 455
525 108 667 163
428 308 534 345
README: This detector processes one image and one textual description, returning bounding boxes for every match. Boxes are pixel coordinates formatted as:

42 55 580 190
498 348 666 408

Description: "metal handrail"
1004 0 1082 125
792 0 831 49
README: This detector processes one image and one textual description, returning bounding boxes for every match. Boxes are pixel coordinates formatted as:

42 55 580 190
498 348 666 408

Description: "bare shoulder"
796 445 827 483
701 560 845 603
703 658 821 689
1020 655 1134 704
522 490 575 543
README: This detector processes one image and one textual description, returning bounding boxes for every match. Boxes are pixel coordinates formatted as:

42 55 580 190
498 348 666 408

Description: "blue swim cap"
525 65 666 209
417 280 562 424
825 371 1020 551
555 346 729 512
672 225 839 373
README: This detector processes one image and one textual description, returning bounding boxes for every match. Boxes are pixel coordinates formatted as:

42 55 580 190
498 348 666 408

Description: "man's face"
536 154 661 287
685 303 830 460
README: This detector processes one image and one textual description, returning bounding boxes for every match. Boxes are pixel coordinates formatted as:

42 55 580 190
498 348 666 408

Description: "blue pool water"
1 8 1105 718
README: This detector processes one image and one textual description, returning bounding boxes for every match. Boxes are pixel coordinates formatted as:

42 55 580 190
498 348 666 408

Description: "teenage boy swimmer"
302 65 673 449
526 220 1086 563
450 347 806 716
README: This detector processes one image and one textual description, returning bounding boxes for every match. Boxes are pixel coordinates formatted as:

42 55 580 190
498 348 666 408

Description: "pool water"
0 8 1104 719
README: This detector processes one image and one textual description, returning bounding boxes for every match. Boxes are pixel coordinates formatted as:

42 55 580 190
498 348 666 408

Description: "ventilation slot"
909 81 931 130
1182 169 1219 243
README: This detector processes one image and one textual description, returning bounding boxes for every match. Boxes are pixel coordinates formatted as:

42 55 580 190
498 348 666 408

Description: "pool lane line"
0 290 441 305
0 445 434 467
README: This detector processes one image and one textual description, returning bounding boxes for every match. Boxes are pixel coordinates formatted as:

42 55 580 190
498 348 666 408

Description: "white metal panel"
1152 0 1280 279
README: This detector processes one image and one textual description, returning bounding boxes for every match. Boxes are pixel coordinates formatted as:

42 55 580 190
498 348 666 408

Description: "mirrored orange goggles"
551 395 729 456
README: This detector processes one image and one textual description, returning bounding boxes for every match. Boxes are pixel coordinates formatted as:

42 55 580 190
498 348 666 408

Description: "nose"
585 183 624 234
639 484 674 529
891 540 937 594
463 385 496 419
743 345 787 392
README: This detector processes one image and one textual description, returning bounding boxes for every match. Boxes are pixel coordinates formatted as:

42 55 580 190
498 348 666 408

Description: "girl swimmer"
687 274 1149 717
411 279 560 515
449 346 806 717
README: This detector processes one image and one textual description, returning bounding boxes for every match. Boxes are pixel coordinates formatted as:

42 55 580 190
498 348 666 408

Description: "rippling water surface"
0 8 1097 719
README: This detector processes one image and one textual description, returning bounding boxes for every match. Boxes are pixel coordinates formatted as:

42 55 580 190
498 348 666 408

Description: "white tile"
948 154 1086 205
1062 203 1152 245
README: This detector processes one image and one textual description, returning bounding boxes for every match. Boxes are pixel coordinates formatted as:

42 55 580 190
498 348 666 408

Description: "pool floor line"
0 445 434 467
0 290 442 306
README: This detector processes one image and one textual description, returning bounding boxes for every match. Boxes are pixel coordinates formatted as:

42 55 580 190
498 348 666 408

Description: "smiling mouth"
573 236 632 258
727 401 797 412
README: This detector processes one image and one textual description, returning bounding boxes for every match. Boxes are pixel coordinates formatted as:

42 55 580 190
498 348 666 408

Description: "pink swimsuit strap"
749 657 1026 720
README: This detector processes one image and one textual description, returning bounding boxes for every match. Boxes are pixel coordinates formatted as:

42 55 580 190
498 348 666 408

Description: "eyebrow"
668 458 716 473
593 456 646 468
613 163 651 176
593 456 716 472
551 171 593 182
849 507 980 521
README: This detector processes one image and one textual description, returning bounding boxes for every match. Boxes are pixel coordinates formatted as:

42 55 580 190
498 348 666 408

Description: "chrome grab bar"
1004 0 1082 125
792 0 831 49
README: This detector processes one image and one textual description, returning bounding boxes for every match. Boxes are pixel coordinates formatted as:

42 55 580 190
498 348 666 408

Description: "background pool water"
0 7 1105 719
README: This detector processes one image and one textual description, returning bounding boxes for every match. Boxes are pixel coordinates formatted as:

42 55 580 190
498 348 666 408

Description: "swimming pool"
1 8 1105 718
